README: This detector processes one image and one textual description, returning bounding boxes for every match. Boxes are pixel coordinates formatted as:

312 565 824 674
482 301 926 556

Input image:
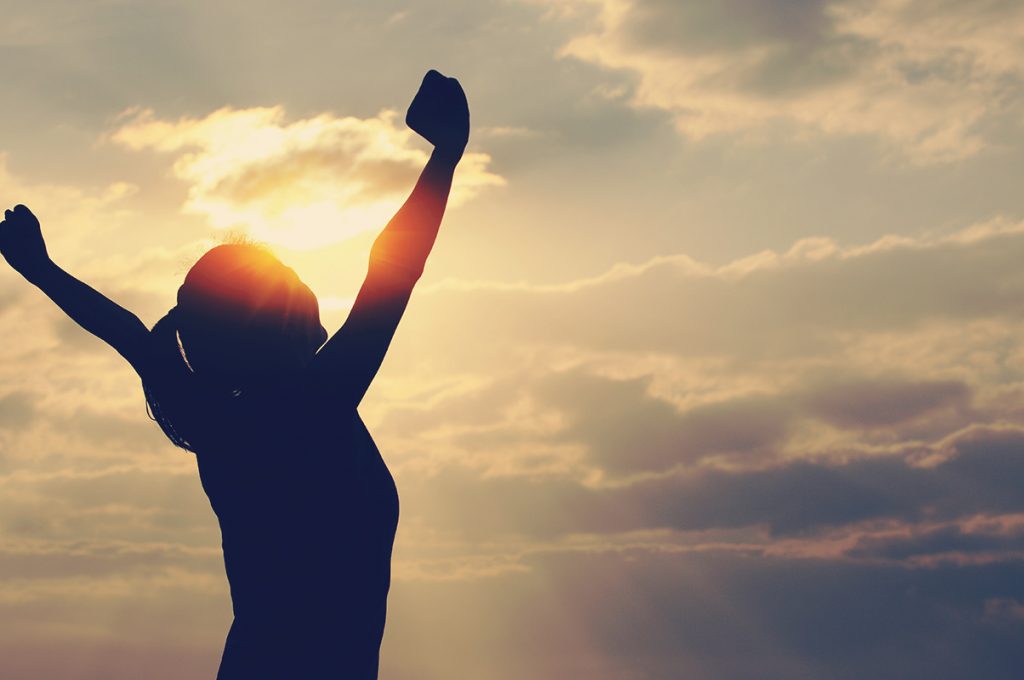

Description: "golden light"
109 107 503 251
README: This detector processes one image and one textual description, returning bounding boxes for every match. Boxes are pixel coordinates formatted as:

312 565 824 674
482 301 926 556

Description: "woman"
0 69 469 679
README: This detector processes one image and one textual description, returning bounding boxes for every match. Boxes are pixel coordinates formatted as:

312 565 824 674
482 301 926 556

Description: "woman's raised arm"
311 70 469 407
0 204 152 373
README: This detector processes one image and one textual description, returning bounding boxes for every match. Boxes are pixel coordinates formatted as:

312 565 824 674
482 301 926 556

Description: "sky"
2 0 1024 678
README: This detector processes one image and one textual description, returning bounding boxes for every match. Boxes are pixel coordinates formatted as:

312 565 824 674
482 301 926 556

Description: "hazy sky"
3 1 1024 678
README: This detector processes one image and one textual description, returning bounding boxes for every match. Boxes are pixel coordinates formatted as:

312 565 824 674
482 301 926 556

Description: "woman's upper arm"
309 262 418 407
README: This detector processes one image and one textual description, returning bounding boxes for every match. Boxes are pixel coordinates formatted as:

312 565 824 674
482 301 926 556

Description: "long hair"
144 307 197 452
144 243 328 452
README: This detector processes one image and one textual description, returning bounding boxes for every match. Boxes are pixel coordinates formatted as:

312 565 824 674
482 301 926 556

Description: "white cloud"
555 0 1024 162
109 106 505 249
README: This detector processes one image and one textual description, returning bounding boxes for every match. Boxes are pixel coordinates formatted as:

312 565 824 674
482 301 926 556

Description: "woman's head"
172 243 328 387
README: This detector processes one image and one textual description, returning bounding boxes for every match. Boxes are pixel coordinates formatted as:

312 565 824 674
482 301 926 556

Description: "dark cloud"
847 523 1024 562
383 547 1024 680
800 377 970 429
382 370 976 475
623 0 834 55
399 455 911 539
676 426 1024 535
618 0 868 96
397 425 1024 539
537 370 791 471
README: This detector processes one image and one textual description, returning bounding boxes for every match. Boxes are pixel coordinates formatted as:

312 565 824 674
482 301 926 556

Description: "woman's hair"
144 309 195 451
144 243 328 452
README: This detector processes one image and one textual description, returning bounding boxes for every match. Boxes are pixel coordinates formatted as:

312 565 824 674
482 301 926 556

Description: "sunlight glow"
109 107 504 250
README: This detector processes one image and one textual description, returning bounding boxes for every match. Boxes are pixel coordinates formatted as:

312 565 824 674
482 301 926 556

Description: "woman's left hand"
0 204 51 280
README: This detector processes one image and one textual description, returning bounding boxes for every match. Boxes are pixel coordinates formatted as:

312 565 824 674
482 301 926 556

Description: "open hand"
406 70 470 161
0 204 50 278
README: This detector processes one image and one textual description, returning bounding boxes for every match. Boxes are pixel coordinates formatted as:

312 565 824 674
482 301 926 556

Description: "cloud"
394 218 1024 370
845 520 1024 563
0 391 36 430
799 377 971 429
361 219 1024 494
0 153 138 255
537 370 792 471
0 539 219 581
554 0 1024 162
4 62 1024 676
109 106 505 249
383 544 1024 680
391 423 1024 542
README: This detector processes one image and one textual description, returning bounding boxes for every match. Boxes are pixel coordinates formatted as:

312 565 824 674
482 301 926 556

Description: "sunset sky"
3 1 1024 678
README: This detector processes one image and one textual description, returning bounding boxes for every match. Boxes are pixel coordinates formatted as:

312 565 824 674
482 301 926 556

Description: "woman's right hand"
406 70 470 162
0 204 51 279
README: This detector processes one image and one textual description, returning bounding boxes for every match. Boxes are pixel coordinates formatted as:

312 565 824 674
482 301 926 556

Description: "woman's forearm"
369 149 459 279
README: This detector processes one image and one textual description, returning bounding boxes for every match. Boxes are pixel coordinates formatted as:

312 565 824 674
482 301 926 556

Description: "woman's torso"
163 376 400 677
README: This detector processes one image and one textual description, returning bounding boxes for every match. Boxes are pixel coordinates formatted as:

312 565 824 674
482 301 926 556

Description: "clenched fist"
0 204 50 279
406 70 470 161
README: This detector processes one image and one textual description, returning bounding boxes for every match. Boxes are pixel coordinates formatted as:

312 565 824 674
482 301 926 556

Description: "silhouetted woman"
0 69 470 679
